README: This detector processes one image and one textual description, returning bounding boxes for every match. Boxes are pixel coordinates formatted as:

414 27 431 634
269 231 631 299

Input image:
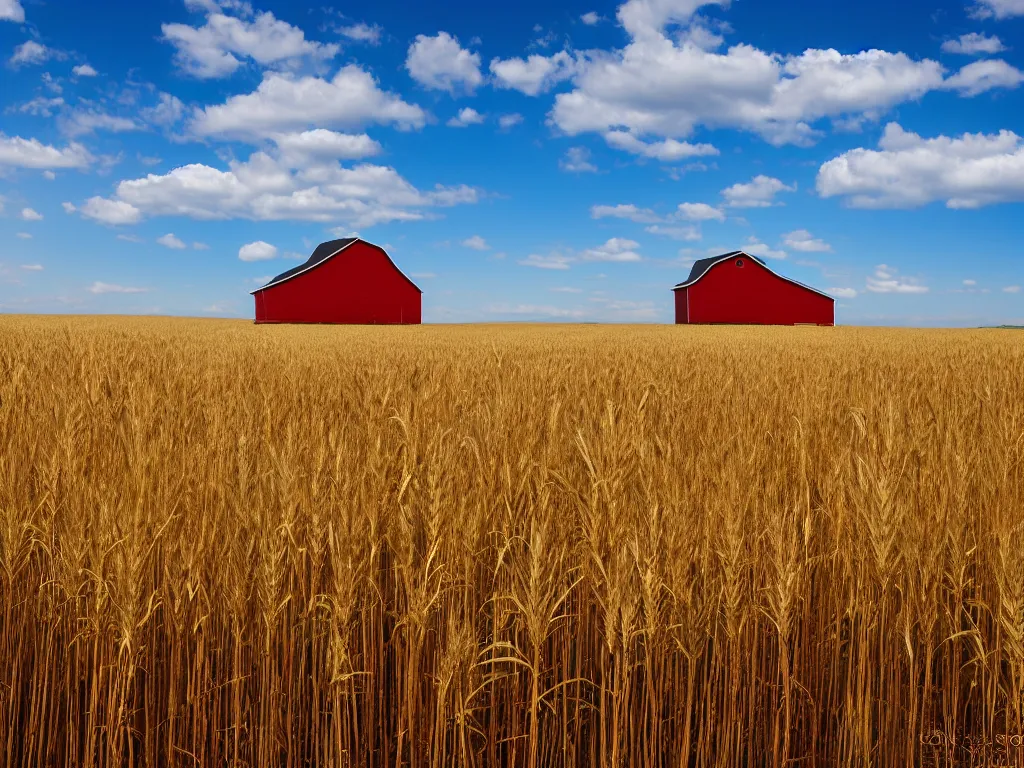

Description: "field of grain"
0 316 1022 768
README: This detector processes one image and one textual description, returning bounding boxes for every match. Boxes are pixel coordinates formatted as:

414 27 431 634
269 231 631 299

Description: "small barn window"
735 258 745 267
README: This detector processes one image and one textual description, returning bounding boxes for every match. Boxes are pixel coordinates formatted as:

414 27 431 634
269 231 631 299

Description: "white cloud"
20 264 43 270
646 224 701 240
61 110 141 137
190 66 426 141
72 63 98 76
16 96 64 116
865 264 928 294
142 93 187 128
551 286 583 292
581 237 642 262
239 240 278 261
157 233 187 249
581 11 602 24
462 235 489 250
603 130 718 160
80 197 143 225
273 129 381 165
591 203 661 223
162 8 339 78
519 253 572 269
490 51 577 96
16 232 31 239
88 149 475 228
963 279 977 286
617 0 730 39
722 175 795 207
447 107 485 127
19 207 42 221
941 33 1006 55
42 171 56 181
193 241 210 249
498 113 523 129
339 22 383 45
88 281 148 294
676 201 724 221
782 229 832 252
62 202 76 213
406 32 483 93
547 18 1012 149
971 0 1024 18
10 41 52 67
829 287 857 298
560 146 597 172
1004 285 1021 293
0 0 25 23
942 59 1024 96
743 237 786 260
817 122 1024 209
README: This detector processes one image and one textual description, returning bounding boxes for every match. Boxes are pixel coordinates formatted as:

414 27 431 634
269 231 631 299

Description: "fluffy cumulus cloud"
162 7 339 78
817 122 1024 209
722 175 795 207
0 136 93 168
743 237 787 260
272 129 382 165
405 32 483 94
829 287 858 298
80 197 143 225
190 66 426 141
942 59 1024 97
72 63 98 76
157 233 187 249
603 130 718 160
865 264 928 294
547 0 1023 150
76 150 478 229
971 0 1024 18
581 237 642 262
676 202 724 221
447 107 485 127
581 11 602 24
490 51 578 96
783 229 832 252
462 235 489 250
941 33 1006 55
0 0 25 23
19 207 42 221
238 240 278 261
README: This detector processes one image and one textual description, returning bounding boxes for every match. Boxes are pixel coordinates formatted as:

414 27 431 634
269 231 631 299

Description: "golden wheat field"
1 315 1023 768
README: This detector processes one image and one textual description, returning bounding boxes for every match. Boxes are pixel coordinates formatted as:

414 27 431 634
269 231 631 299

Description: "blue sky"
0 0 1022 325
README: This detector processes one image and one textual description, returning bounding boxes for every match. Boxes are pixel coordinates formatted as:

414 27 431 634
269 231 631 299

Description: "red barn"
673 250 834 326
251 238 422 324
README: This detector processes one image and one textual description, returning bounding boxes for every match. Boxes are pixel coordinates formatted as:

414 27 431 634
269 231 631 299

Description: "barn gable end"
672 250 834 326
252 238 422 324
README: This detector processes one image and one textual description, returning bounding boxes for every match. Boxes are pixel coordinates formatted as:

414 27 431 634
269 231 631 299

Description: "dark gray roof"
675 251 765 288
256 238 357 290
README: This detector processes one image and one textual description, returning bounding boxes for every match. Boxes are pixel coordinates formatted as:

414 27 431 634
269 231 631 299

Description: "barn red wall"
254 242 421 324
674 287 689 324
681 258 834 326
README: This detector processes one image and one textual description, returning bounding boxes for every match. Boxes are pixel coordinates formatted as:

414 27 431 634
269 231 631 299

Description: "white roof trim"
249 238 422 295
672 250 835 301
